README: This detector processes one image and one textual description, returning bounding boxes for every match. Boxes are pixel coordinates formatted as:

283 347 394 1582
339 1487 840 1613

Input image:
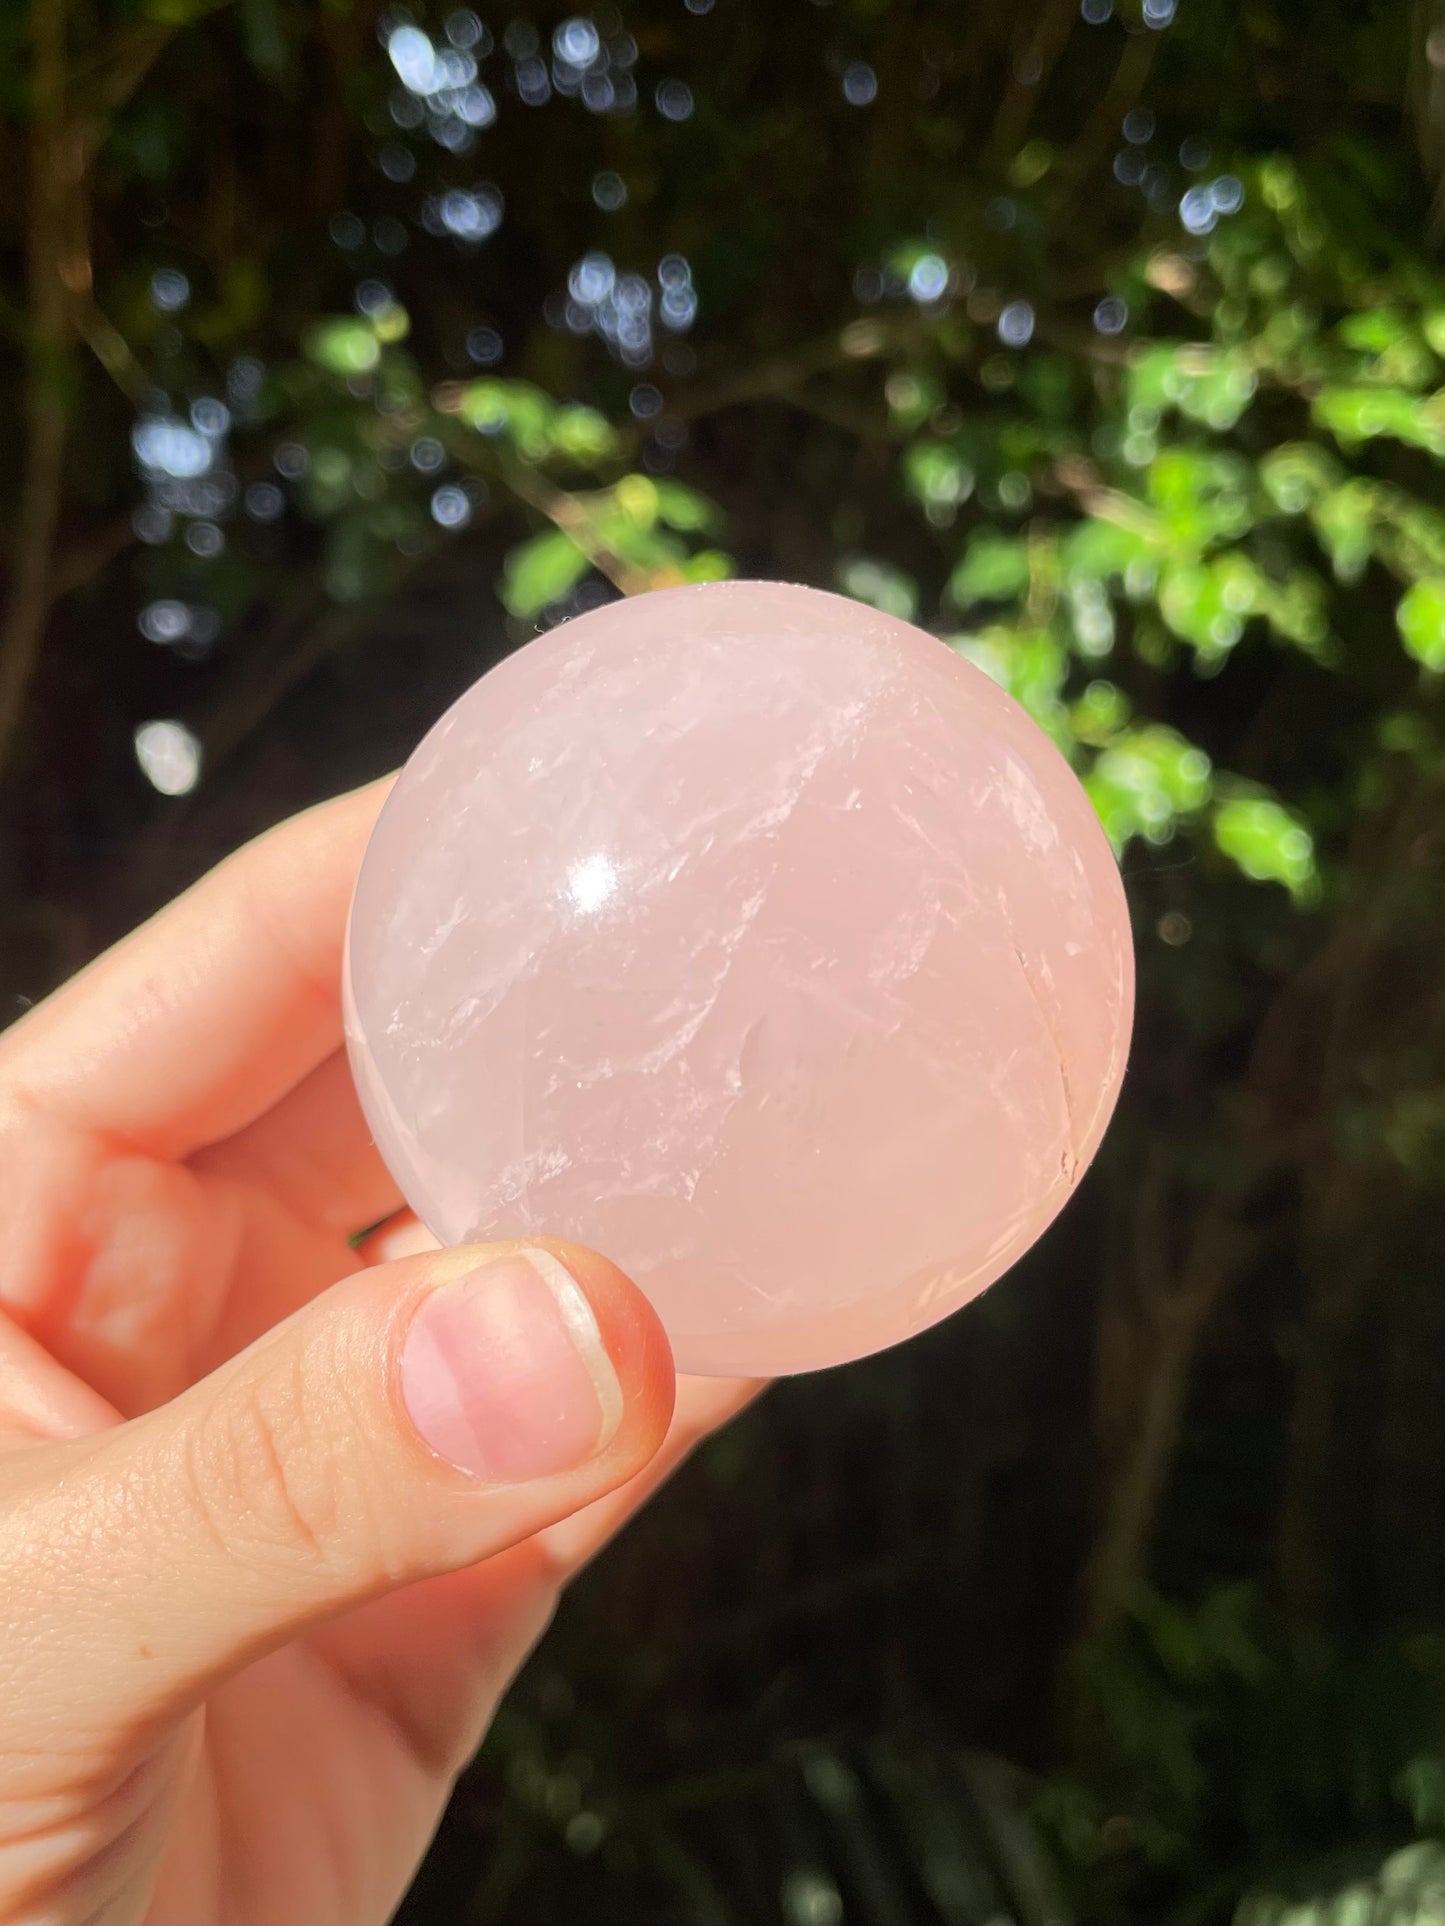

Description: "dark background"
3 2 1445 1919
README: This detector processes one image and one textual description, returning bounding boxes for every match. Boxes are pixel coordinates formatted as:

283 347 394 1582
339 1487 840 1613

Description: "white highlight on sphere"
567 853 619 914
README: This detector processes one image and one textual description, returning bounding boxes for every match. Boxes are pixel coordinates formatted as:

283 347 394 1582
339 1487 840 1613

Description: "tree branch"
989 0 1079 162
1067 26 1158 200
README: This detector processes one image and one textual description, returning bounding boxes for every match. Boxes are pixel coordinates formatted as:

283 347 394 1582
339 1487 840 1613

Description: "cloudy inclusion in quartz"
345 582 1134 1376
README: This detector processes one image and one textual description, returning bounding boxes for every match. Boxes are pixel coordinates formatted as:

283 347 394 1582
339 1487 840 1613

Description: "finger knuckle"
186 1356 345 1571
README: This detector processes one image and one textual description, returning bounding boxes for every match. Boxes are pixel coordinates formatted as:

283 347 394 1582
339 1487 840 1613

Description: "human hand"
0 782 761 1925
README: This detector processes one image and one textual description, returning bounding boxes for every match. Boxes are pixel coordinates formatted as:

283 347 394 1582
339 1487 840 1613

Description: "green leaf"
1009 138 1053 187
1213 795 1316 897
1397 1754 1445 1832
1129 344 1257 430
241 0 290 76
1158 561 1247 658
1069 679 1132 746
1252 568 1329 652
1311 482 1374 584
903 442 975 519
1086 726 1213 849
458 381 556 459
1060 518 1156 586
141 0 224 19
1148 449 1254 553
1336 309 1409 353
371 302 409 345
954 626 1070 746
610 475 659 528
652 481 724 533
1066 579 1115 658
591 482 695 576
1312 385 1445 458
680 548 734 582
501 529 590 617
549 405 617 463
1396 578 1445 670
304 318 381 377
298 444 357 518
839 557 918 622
1370 486 1445 579
1259 442 1340 515
883 368 944 432
1379 1840 1445 1898
947 533 1030 606
322 505 418 603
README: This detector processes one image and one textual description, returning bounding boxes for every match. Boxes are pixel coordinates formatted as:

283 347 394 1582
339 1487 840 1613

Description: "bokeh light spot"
135 720 202 796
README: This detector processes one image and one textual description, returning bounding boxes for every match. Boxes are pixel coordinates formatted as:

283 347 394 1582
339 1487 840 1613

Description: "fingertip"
385 1237 676 1490
526 1237 677 1475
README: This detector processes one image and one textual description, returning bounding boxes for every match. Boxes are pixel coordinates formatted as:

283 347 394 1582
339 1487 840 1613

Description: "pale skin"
0 779 762 1925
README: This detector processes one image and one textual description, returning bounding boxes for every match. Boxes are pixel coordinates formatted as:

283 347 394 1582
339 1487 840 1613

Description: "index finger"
0 778 393 1160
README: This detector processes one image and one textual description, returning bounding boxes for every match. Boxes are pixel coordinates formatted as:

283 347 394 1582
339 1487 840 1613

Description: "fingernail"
401 1251 623 1482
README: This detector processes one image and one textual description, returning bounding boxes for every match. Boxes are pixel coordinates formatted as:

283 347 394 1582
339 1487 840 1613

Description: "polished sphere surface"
344 581 1134 1375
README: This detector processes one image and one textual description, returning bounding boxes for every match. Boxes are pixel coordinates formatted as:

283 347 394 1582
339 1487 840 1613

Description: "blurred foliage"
4 0 1445 1921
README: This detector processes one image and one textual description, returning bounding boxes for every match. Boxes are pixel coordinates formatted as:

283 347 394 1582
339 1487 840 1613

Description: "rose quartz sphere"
344 581 1133 1376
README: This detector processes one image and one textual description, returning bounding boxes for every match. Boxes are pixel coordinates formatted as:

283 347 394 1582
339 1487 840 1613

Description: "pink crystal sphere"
344 581 1133 1376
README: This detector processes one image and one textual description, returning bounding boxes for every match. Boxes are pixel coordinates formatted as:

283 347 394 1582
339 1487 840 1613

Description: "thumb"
2 1240 673 1744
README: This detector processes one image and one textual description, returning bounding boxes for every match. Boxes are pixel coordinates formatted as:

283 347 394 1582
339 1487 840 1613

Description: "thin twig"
50 515 135 602
989 0 1080 162
78 300 149 402
499 462 663 596
1067 27 1158 200
672 316 918 425
76 6 234 162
